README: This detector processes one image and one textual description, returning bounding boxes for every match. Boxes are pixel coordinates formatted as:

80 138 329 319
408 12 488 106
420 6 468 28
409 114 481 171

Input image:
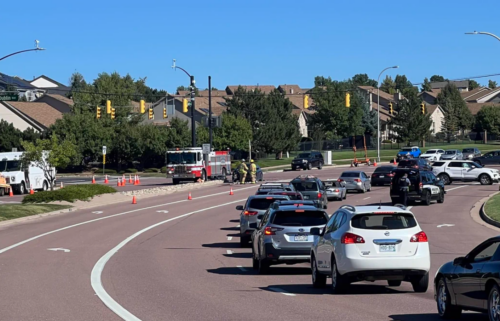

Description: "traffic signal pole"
190 75 196 147
208 76 213 150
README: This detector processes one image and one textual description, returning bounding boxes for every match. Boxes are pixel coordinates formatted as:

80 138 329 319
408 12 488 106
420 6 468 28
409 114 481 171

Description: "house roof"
6 102 63 129
278 85 303 95
0 73 36 90
421 89 441 99
193 97 227 116
461 87 491 102
370 102 393 122
431 80 469 89
466 102 500 115
44 94 74 106
226 85 276 95
285 94 315 114
425 104 440 115
197 90 227 97
30 75 68 88
358 86 399 102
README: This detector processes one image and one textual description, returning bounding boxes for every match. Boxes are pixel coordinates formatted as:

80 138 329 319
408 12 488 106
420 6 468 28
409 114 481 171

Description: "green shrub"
144 168 159 173
161 166 167 173
125 168 138 173
22 184 116 204
118 170 125 174
90 168 117 174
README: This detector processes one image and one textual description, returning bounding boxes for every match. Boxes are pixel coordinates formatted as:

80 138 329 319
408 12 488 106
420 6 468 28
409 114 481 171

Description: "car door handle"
476 269 482 273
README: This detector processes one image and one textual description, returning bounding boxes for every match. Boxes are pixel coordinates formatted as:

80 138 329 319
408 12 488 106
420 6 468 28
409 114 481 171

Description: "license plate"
379 244 396 252
173 175 179 177
303 195 309 199
294 235 308 241
379 175 384 178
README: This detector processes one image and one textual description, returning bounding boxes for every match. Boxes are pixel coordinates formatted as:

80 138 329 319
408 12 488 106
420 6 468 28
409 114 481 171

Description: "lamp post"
172 59 196 147
465 31 500 42
377 65 399 163
0 40 45 61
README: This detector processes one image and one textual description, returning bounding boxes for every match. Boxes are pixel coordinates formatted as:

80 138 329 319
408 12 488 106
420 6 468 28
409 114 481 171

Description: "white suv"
432 160 500 185
420 149 445 161
310 205 430 293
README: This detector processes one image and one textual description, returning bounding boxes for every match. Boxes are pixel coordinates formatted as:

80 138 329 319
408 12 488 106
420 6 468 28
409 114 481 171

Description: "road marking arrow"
47 248 70 253
437 224 455 228
157 210 169 213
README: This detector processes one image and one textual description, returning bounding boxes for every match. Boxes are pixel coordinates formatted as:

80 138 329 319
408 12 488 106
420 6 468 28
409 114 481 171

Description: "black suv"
291 151 324 170
397 158 432 171
390 169 445 205
290 175 328 209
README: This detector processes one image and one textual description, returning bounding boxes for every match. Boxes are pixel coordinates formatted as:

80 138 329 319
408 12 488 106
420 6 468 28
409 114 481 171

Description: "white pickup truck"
432 160 499 185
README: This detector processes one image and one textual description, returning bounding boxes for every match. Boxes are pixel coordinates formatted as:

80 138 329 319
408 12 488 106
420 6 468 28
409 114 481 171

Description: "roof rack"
340 205 356 212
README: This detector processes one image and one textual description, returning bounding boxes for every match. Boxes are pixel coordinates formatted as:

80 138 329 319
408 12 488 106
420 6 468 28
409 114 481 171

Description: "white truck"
432 160 500 185
0 152 55 194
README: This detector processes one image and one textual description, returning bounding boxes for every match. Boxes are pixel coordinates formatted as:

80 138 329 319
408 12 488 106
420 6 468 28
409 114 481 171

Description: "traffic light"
303 94 309 109
163 107 167 119
183 99 188 113
140 100 145 114
389 102 393 115
148 107 154 120
96 107 101 119
106 100 111 114
421 103 425 114
111 107 116 119
345 93 350 107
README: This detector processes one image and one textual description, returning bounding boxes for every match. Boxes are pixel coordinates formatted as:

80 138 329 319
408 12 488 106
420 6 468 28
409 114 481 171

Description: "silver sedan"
338 171 371 193
323 180 347 201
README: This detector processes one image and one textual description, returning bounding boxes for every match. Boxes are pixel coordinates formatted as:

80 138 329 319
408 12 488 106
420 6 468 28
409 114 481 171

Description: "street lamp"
465 31 500 42
0 40 45 61
377 65 399 163
172 59 196 147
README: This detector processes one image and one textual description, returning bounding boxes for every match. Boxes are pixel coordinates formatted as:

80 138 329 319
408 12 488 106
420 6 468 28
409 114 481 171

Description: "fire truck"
165 147 231 185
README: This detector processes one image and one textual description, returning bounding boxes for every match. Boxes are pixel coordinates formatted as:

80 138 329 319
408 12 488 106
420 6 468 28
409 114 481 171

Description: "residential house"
459 86 500 115
431 80 469 92
144 95 206 128
420 89 441 105
34 94 73 113
0 101 63 132
29 75 70 95
277 84 315 137
225 85 276 95
0 73 44 101
425 104 445 134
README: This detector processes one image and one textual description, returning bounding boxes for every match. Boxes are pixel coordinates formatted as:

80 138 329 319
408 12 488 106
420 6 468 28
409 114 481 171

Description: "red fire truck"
165 147 231 185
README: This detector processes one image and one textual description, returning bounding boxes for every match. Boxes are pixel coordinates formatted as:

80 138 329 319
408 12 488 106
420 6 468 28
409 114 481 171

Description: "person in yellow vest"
250 159 257 184
239 159 249 184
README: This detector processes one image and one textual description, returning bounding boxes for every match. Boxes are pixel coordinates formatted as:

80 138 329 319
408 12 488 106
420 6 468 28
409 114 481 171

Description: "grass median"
485 193 500 222
22 184 116 204
0 204 72 221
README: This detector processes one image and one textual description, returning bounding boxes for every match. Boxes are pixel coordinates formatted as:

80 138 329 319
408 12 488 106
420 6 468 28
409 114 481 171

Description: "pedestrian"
399 173 411 206
239 159 248 184
250 159 257 184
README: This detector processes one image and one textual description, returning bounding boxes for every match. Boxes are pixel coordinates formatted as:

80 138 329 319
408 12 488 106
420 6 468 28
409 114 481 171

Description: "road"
0 165 496 320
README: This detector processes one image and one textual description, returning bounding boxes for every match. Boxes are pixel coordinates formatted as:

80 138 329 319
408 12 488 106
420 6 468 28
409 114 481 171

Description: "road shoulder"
470 191 500 232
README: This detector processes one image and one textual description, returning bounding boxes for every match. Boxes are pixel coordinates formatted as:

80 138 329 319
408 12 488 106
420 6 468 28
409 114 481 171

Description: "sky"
2 0 500 92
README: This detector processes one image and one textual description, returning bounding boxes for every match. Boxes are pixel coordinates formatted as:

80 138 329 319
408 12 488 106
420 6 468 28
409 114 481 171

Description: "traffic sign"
102 146 107 155
202 144 210 154
0 93 19 101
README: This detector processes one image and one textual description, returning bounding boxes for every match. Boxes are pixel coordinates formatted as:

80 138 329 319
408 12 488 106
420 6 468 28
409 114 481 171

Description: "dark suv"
290 175 328 209
291 151 324 171
390 169 445 205
397 158 432 171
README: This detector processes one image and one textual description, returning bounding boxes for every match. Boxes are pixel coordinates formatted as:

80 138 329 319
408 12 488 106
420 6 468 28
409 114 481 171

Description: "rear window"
392 171 420 187
374 167 395 173
351 214 417 230
269 192 303 200
298 153 310 158
248 198 283 210
272 211 328 226
291 181 318 191
340 172 360 178
425 150 437 154
445 150 456 155
463 148 474 153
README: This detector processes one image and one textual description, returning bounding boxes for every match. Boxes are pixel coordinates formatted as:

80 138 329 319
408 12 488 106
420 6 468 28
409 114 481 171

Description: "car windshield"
248 198 284 210
401 148 412 152
445 150 456 155
425 150 437 154
297 153 310 158
462 148 474 153
291 181 318 192
272 210 327 226
0 160 21 172
340 172 360 178
392 171 419 187
351 214 417 230
167 152 197 165
471 162 483 168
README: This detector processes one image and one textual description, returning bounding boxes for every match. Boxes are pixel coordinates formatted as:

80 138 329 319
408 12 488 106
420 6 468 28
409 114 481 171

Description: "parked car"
462 147 481 160
232 163 263 183
434 236 500 319
390 169 445 205
440 149 463 160
396 146 421 162
397 158 432 171
432 160 500 185
290 175 329 209
370 165 397 186
323 179 347 201
310 205 430 293
236 194 290 246
291 151 324 171
338 171 371 193
473 150 500 166
420 149 445 161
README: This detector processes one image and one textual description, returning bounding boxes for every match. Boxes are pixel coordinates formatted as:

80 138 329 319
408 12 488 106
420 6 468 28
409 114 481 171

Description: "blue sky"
2 0 500 92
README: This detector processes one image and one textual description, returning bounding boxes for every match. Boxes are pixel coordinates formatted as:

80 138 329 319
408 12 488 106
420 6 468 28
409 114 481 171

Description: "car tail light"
318 192 322 198
354 178 362 183
341 232 365 244
244 211 258 216
374 211 395 214
264 227 284 235
419 182 423 189
334 189 339 192
337 179 344 182
410 231 428 242
388 173 394 177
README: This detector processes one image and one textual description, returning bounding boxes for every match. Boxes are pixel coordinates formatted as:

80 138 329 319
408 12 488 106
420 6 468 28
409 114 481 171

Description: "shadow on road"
220 227 239 231
229 219 239 223
207 267 253 275
202 242 240 249
223 252 252 259
388 313 487 321
226 233 241 237
207 266 310 276
260 283 408 295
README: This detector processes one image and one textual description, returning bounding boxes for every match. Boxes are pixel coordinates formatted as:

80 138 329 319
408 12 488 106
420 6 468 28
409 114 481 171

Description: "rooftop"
7 101 63 128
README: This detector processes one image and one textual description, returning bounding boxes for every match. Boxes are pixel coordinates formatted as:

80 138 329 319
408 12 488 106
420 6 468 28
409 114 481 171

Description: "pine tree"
380 75 396 94
421 78 432 92
436 83 473 135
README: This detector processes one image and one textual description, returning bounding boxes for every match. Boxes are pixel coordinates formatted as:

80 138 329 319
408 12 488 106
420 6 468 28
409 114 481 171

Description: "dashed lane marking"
268 287 296 297
446 185 468 192
437 224 455 228
363 197 371 200
236 224 240 228
237 266 247 272
92 211 103 214
226 250 233 255
227 236 233 241
47 248 70 253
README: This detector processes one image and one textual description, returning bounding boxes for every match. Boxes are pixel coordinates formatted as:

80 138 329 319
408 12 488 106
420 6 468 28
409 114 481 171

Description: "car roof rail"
393 204 407 210
340 205 355 212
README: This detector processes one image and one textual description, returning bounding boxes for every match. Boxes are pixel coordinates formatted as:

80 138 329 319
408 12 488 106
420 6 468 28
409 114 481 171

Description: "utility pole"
208 76 213 149
172 59 197 147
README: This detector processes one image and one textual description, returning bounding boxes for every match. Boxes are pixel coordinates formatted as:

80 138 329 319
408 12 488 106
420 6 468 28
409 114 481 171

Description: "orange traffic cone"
134 175 138 185
30 185 34 195
137 175 141 184
132 196 137 204
128 175 132 184
60 182 64 189
122 177 126 186
117 179 122 187
393 157 397 164
188 192 192 200
9 188 13 197
229 187 234 196
104 175 109 184
92 176 96 184
373 160 378 166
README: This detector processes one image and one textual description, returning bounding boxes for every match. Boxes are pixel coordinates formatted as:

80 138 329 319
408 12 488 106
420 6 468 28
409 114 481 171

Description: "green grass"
0 204 72 221
485 193 500 222
22 184 116 204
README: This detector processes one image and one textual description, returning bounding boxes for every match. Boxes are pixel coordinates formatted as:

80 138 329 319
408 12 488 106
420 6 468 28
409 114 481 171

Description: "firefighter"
250 159 257 184
399 173 411 207
239 159 249 184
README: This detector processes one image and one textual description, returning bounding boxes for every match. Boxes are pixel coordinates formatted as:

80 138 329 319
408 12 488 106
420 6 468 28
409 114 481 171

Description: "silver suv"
237 195 289 247
251 203 329 274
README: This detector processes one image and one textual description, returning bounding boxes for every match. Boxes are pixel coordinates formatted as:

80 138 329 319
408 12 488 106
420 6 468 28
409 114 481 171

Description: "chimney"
394 90 401 102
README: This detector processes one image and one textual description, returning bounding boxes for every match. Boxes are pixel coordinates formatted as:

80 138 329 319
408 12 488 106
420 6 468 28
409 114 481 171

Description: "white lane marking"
47 248 70 253
363 197 371 200
227 236 233 241
268 287 296 297
91 198 246 321
236 224 240 228
446 185 468 192
157 210 169 213
0 201 21 204
226 250 233 255
237 265 247 272
437 224 455 228
406 206 413 210
92 211 103 214
0 186 256 255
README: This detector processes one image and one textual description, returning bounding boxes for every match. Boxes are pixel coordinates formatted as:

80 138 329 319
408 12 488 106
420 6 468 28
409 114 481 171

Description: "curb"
0 207 76 228
479 191 500 229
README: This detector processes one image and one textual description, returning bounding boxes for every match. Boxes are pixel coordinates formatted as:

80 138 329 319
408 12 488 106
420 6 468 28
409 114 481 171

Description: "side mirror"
471 165 476 169
249 223 258 229
310 227 321 236
236 205 244 211
453 256 466 266
367 175 371 178
257 214 264 220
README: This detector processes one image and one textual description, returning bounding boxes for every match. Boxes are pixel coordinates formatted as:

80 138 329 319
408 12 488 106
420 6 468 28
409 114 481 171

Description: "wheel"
307 163 312 170
311 256 327 288
240 235 250 247
172 178 180 185
488 284 500 321
411 272 429 293
330 256 348 293
437 278 462 319
480 174 493 185
232 173 238 183
422 190 431 206
252 248 259 270
258 173 263 181
367 183 371 192
19 182 26 195
258 254 270 274
42 181 48 191
318 162 323 170
437 190 445 204
438 174 451 185
343 192 347 200
388 280 401 287
360 186 366 193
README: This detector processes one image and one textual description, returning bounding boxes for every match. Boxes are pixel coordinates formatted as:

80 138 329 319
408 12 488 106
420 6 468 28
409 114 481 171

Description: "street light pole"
172 59 196 147
465 31 500 42
0 40 45 61
377 65 399 163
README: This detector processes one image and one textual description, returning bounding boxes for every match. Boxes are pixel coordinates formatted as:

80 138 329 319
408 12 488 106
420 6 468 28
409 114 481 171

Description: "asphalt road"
0 165 497 320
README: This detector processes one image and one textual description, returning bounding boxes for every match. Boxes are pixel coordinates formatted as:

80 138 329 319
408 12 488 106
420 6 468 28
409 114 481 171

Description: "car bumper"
371 178 392 185
292 163 306 169
344 182 364 191
326 191 342 199
167 174 196 179
264 243 311 264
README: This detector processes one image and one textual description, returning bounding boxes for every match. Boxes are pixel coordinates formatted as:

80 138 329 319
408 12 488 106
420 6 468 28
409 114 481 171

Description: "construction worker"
399 173 411 207
250 159 257 184
239 159 249 184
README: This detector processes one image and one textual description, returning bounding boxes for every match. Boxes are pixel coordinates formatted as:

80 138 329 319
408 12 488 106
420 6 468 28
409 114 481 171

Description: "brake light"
295 210 305 212
266 197 273 199
354 178 362 182
244 211 258 216
318 192 322 198
413 165 418 168
337 179 344 182
264 227 284 235
334 189 339 192
374 211 395 214
410 231 428 242
388 173 394 177
419 182 423 189
341 233 365 244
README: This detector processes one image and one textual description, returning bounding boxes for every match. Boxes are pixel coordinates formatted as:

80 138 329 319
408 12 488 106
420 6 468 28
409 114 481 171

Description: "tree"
0 120 23 152
197 113 252 151
421 78 432 92
475 106 500 135
489 80 498 89
389 91 432 145
21 135 76 190
430 75 446 82
167 118 191 148
394 75 417 96
358 91 378 136
176 85 199 96
350 74 378 87
436 83 473 139
135 77 167 103
380 75 396 94
468 79 480 91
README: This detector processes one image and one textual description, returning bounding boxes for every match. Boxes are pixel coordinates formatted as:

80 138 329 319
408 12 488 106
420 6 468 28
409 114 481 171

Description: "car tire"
480 174 493 185
258 255 270 274
318 162 323 170
488 283 500 321
42 181 48 191
343 193 347 200
367 184 371 192
252 248 259 270
437 190 445 204
360 186 366 193
437 278 462 319
438 174 451 185
422 190 431 206
388 280 401 287
330 257 348 294
307 163 312 170
19 182 27 195
411 272 429 293
240 236 250 248
172 178 180 185
311 256 327 288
